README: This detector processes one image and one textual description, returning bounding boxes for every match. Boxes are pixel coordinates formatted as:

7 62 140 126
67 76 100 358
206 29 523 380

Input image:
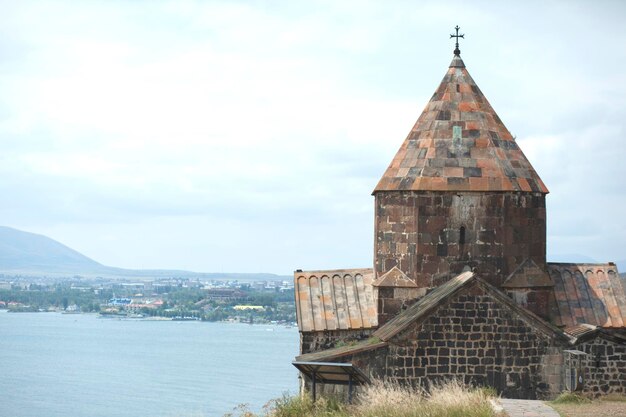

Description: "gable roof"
295 268 377 332
373 55 548 194
372 266 417 288
548 262 626 328
373 271 570 343
373 271 474 341
502 258 553 288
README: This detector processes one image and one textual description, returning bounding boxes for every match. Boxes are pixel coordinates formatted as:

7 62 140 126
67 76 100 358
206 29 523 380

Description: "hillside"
0 226 103 274
0 226 289 281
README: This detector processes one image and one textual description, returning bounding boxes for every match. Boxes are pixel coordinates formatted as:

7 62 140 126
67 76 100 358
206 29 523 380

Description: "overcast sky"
1 0 625 274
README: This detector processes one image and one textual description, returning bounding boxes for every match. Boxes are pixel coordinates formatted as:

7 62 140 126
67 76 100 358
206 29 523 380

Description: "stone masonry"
298 283 567 399
576 336 626 397
380 291 561 399
375 192 546 289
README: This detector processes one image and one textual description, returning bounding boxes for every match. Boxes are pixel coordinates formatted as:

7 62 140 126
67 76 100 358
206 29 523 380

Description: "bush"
264 393 348 417
552 392 592 404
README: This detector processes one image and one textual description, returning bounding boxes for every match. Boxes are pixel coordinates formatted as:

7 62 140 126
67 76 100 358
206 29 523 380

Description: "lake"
0 310 300 417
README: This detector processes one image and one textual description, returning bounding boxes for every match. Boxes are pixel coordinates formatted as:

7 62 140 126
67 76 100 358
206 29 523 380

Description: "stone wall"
576 336 626 397
339 288 564 399
300 291 626 400
505 288 554 321
300 328 375 354
374 191 546 288
376 286 421 326
539 348 565 395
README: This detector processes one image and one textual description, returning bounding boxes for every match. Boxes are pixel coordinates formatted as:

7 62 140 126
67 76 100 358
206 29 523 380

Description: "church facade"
293 35 626 399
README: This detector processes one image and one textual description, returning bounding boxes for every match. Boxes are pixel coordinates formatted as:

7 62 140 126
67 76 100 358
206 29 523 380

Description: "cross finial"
450 25 464 56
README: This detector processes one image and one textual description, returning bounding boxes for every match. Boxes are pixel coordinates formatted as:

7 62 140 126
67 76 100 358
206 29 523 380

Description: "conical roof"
374 55 548 194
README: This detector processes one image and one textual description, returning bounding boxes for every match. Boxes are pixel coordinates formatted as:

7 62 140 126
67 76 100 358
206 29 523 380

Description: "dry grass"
224 380 496 417
549 393 626 417
602 394 626 403
356 379 495 417
353 380 425 417
549 402 626 417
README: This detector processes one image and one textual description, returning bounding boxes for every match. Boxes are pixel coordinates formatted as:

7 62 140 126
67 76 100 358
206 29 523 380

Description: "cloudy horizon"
1 0 625 274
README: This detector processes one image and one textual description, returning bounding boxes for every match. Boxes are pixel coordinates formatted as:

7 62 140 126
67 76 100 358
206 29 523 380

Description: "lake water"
0 310 300 417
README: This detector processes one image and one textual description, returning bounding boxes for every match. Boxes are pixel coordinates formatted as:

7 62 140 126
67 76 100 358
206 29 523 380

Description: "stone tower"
373 45 549 293
295 30 626 400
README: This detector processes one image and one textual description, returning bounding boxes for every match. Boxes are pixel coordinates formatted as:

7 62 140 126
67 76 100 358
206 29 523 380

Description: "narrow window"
459 226 466 245
437 229 448 256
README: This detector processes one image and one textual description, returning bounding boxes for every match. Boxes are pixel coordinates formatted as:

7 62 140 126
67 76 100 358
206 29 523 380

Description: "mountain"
0 226 103 274
0 226 290 281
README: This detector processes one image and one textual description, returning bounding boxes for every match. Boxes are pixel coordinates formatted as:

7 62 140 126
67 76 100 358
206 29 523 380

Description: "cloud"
520 121 626 262
0 0 625 273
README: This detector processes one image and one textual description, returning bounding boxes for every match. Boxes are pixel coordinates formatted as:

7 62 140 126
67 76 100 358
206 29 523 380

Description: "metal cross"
450 25 464 56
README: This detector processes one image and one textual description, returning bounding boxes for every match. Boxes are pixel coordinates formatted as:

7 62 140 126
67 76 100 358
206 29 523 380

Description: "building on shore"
293 29 626 400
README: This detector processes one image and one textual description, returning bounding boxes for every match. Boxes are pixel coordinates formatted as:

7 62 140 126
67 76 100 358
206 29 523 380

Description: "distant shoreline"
0 309 298 328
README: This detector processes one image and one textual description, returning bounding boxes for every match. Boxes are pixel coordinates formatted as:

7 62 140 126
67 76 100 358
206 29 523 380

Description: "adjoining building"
293 29 626 400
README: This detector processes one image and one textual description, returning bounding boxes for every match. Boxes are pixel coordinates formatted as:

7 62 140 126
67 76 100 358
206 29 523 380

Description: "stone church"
292 32 626 400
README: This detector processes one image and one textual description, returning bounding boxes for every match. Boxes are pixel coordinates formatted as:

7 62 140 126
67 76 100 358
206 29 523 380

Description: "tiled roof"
548 262 626 328
295 268 377 332
295 340 388 363
563 324 598 339
374 55 548 194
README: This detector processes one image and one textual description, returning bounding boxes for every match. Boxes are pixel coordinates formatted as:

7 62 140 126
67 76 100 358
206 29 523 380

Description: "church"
292 28 626 400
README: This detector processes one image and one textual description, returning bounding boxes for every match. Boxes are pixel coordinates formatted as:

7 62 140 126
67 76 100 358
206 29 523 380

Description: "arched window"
459 226 466 245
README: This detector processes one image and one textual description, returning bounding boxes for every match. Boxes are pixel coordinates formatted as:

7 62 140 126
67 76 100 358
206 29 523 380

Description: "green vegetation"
366 336 382 345
551 392 592 404
334 340 359 348
225 380 496 417
0 283 296 323
262 394 348 417
0 285 110 312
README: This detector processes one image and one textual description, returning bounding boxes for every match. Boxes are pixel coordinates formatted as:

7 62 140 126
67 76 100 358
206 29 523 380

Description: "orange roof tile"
294 268 377 332
548 263 626 328
374 55 548 194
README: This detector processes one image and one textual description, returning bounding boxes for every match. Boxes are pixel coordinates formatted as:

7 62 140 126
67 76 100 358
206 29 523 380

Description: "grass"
263 394 349 417
551 392 592 404
548 392 626 417
601 393 626 403
355 379 495 417
224 380 497 417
